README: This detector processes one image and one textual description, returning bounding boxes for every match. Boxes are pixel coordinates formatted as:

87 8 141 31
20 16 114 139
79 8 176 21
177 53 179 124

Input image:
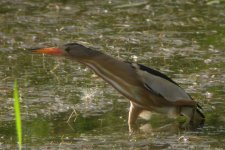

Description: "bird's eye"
65 47 70 52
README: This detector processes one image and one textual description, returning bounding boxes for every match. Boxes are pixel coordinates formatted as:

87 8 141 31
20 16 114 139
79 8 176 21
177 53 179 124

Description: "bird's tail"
180 105 205 129
191 106 205 128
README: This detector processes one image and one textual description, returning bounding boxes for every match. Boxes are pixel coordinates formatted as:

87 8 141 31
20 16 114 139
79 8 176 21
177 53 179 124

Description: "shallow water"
0 0 225 149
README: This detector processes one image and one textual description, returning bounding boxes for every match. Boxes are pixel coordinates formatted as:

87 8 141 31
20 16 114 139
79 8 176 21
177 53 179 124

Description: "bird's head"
32 43 98 60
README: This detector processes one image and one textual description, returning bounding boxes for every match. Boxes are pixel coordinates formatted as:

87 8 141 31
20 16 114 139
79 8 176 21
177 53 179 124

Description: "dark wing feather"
138 64 179 86
131 63 192 102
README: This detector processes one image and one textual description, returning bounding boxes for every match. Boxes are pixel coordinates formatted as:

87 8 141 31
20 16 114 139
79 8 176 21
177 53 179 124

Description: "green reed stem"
13 79 22 150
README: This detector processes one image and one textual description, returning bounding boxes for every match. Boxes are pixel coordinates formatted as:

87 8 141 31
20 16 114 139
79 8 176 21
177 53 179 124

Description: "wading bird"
32 43 204 132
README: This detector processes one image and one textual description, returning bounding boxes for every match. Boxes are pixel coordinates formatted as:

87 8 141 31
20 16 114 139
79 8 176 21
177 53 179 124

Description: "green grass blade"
13 80 22 150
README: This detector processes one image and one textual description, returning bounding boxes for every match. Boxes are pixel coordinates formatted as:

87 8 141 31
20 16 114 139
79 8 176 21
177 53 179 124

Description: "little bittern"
32 43 204 132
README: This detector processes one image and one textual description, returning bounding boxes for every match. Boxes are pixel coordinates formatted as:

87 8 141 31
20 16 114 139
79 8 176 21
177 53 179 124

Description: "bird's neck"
78 51 146 103
81 51 118 67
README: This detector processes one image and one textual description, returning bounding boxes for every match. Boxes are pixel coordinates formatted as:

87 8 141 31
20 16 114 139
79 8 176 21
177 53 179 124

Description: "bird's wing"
132 63 193 103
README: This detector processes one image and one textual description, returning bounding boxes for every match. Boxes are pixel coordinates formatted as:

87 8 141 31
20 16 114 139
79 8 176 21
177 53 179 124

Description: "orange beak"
32 47 64 55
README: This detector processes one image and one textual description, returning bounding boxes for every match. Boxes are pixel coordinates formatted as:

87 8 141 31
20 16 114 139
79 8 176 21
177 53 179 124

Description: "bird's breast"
84 60 143 101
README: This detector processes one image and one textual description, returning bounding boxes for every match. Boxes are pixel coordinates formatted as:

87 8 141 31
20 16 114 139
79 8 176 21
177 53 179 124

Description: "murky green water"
0 0 224 149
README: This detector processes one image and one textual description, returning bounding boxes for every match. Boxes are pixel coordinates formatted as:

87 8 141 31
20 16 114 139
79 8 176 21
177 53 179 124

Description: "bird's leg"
128 102 142 133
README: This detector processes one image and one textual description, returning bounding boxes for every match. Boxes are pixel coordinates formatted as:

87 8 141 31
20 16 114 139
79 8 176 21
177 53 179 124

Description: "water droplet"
205 92 213 99
204 59 212 64
131 55 138 62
